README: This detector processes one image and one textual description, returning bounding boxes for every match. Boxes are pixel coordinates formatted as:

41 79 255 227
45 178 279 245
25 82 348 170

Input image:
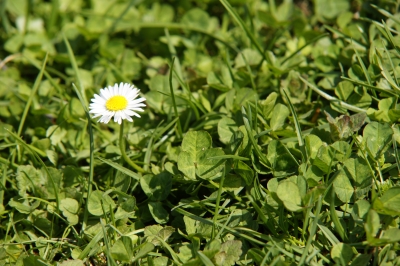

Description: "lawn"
1 0 400 265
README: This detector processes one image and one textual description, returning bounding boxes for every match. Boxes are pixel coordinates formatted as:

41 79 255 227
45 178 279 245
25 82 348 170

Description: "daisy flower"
89 83 146 124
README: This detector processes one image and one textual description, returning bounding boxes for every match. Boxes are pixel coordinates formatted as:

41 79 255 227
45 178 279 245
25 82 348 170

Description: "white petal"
89 82 146 124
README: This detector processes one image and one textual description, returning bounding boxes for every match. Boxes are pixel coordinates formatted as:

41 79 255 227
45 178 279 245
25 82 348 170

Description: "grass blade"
64 34 95 233
6 129 60 212
298 195 323 266
298 75 367 113
207 155 249 161
282 89 307 162
17 54 48 136
241 106 269 166
97 157 141 181
219 0 272 66
340 76 398 97
63 34 87 104
197 251 216 266
169 57 183 139
281 33 329 65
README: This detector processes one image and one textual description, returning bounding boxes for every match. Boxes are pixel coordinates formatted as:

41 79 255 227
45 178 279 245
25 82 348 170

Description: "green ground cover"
1 0 400 265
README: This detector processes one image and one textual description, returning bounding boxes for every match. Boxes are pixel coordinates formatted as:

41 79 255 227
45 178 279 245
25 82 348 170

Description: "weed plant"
1 0 400 265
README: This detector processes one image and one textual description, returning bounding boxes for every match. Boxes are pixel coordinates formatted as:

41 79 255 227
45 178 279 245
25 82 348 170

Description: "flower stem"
119 120 144 173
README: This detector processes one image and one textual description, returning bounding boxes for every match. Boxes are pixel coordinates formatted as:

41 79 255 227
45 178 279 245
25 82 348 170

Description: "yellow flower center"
106 95 128 111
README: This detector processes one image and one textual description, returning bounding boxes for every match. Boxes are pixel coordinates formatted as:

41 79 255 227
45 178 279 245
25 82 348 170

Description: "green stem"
298 195 323 266
212 164 226 239
119 121 144 173
0 165 6 211
330 188 347 241
169 57 183 139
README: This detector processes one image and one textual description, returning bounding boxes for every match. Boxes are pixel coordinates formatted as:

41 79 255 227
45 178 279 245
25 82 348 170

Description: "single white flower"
89 82 146 124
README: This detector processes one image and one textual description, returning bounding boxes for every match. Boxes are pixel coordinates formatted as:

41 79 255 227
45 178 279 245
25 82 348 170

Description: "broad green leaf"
342 157 372 198
305 134 323 161
113 171 131 193
132 242 155 263
46 125 67 146
333 169 353 203
218 117 238 144
148 201 169 224
178 131 225 180
335 81 354 101
32 138 50 152
372 187 400 216
16 165 62 200
363 122 392 159
381 228 400 243
234 161 254 186
267 140 298 176
111 236 135 262
365 209 380 241
144 225 175 246
315 0 350 19
351 254 372 266
347 87 371 109
181 8 210 30
8 198 40 214
228 209 257 229
296 175 307 198
152 256 170 266
276 181 302 212
60 198 79 225
16 165 44 197
46 150 58 166
315 55 336 72
140 172 172 201
234 49 263 68
184 216 197 235
260 92 278 119
181 131 212 156
177 244 194 263
305 167 324 185
120 196 136 213
223 174 245 194
214 240 242 266
270 103 290 131
331 243 354 265
23 255 49 266
177 151 196 180
87 190 116 216
196 148 225 180
58 260 85 266
225 88 257 112
330 141 351 162
312 145 332 174
43 167 63 200
352 199 370 221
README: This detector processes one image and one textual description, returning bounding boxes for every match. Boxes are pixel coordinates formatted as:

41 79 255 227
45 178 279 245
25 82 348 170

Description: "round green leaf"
60 198 79 225
331 243 354 265
276 181 302 212
218 117 238 144
140 172 172 201
332 169 353 203
148 201 169 224
88 190 116 216
363 122 392 159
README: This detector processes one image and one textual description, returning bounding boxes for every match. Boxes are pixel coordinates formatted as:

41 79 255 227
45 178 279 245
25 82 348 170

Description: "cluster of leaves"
2 0 400 265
